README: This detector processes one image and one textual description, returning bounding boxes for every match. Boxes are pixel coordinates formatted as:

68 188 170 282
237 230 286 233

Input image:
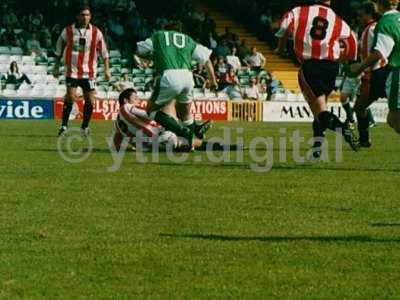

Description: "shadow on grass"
22 148 400 173
160 233 400 243
370 223 400 227
2 134 56 138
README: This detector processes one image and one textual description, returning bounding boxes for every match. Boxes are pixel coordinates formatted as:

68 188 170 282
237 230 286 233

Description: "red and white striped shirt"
112 103 161 151
55 24 109 80
360 21 387 71
277 4 357 62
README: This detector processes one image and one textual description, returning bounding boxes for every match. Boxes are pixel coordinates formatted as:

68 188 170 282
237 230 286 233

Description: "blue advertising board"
0 99 54 119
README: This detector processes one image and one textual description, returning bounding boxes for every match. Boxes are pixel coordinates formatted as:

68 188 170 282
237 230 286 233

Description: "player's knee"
65 92 77 103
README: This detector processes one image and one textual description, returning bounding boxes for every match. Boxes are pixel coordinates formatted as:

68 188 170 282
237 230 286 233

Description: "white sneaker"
80 127 91 137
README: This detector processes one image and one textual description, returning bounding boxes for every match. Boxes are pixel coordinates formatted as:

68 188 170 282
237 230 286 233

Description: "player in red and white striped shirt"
54 5 110 137
276 0 359 159
353 1 390 147
111 89 208 152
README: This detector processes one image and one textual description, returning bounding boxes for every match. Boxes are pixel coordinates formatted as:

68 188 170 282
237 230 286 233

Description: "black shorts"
369 67 390 101
66 77 96 92
299 60 339 98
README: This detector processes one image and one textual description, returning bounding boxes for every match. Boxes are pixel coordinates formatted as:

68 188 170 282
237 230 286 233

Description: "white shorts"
152 69 195 106
386 68 400 111
341 76 360 95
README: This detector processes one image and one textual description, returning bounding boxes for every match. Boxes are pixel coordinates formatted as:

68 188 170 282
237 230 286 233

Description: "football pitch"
1 120 400 299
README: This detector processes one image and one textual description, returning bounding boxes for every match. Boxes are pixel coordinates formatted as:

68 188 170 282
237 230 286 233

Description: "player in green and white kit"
351 0 400 134
137 21 218 149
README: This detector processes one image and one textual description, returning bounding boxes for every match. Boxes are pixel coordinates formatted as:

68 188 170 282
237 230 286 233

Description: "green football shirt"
373 10 400 68
151 30 197 74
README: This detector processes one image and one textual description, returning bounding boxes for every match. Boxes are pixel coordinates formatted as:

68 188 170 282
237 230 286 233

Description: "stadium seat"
144 68 154 75
55 89 66 98
120 68 130 74
110 67 121 76
2 89 17 97
96 90 108 99
32 65 47 75
217 92 229 100
17 88 32 98
110 57 121 65
0 47 11 55
120 58 129 67
108 91 119 99
133 77 145 83
30 88 44 98
110 76 119 83
33 83 47 90
0 63 8 73
240 78 250 85
22 55 35 65
132 69 145 77
109 50 121 58
97 65 105 73
10 47 23 55
43 87 57 98
0 55 10 64
6 84 16 90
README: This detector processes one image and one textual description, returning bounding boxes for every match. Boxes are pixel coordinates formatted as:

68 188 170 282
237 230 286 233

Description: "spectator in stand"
156 14 169 30
237 39 251 60
51 24 62 45
114 72 135 91
203 31 218 50
6 61 32 85
39 26 52 49
127 10 142 38
214 39 230 57
0 25 23 47
221 67 242 100
26 32 45 58
226 46 241 72
242 76 260 100
27 9 44 32
220 27 237 47
137 18 152 40
244 47 266 72
202 13 216 34
215 56 229 84
193 64 209 89
126 0 137 14
2 6 19 27
259 9 274 42
109 15 125 46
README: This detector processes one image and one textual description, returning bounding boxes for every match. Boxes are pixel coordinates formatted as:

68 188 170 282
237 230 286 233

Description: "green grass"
1 120 400 299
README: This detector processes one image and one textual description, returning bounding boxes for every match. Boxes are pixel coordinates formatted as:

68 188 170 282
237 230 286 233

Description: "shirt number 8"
310 17 329 40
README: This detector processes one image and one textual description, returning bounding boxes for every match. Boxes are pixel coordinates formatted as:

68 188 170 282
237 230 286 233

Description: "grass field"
1 120 400 299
